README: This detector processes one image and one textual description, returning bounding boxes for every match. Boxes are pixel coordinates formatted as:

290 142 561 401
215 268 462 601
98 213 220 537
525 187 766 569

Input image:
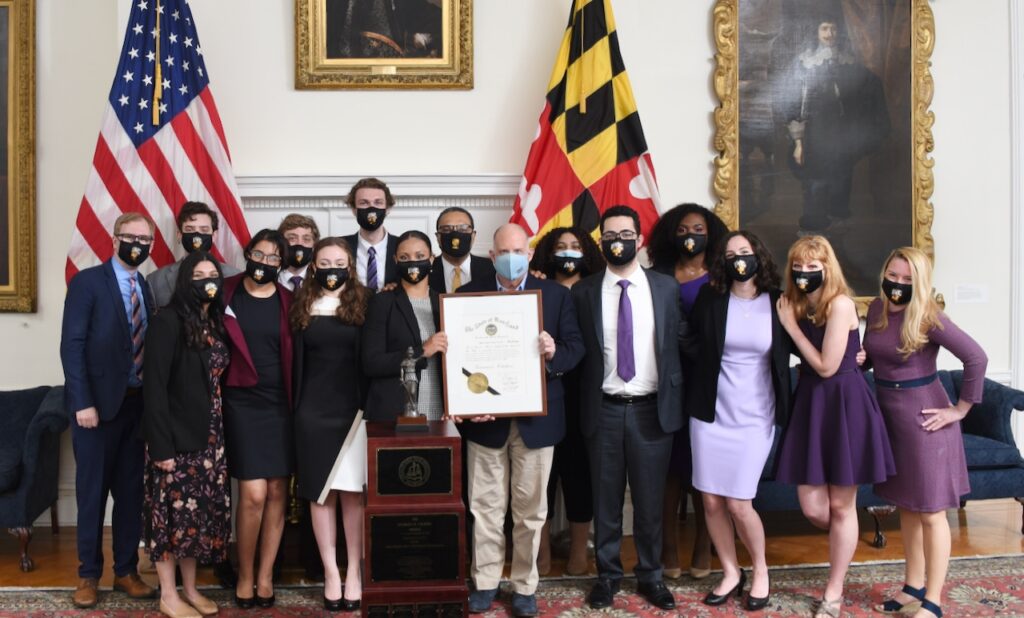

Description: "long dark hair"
170 251 226 350
245 228 288 261
290 238 372 331
647 203 729 272
529 226 605 278
708 230 781 294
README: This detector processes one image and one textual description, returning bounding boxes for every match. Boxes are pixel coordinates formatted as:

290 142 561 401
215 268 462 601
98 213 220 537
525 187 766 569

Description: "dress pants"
467 421 553 595
588 398 672 585
71 390 145 579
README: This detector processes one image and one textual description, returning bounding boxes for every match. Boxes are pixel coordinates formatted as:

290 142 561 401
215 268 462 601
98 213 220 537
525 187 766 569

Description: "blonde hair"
869 247 943 357
113 212 155 235
783 235 851 326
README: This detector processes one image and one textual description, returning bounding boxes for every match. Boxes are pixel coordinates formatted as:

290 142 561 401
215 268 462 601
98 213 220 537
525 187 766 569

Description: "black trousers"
71 390 145 579
588 398 672 585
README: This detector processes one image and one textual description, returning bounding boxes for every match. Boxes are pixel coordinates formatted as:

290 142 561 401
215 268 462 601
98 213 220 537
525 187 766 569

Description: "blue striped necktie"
366 246 378 290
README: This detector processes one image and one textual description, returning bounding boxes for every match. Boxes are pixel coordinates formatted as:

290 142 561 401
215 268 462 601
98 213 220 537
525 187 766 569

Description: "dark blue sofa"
0 386 68 571
753 370 1024 547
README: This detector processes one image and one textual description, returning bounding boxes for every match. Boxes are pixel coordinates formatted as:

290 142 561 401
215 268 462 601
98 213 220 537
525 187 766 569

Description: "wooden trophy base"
396 415 430 433
364 585 467 617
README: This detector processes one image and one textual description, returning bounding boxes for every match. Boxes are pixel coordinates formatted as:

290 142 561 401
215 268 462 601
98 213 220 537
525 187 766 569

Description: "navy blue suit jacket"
455 275 584 449
60 260 155 421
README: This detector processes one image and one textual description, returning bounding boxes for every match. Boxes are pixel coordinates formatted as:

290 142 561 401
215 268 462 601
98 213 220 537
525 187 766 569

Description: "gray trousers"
588 398 673 585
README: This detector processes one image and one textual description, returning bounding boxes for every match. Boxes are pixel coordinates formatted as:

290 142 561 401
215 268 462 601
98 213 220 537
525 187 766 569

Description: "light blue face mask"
554 250 583 259
494 252 529 281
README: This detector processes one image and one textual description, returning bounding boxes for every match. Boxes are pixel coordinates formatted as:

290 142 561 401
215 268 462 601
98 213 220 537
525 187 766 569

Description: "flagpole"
152 0 162 125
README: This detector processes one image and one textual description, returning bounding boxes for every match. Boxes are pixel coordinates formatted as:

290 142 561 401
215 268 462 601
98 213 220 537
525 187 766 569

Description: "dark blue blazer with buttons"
454 275 585 449
60 260 155 421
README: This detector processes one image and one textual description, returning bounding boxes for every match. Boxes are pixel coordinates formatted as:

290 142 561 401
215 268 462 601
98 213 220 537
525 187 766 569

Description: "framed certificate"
439 290 547 418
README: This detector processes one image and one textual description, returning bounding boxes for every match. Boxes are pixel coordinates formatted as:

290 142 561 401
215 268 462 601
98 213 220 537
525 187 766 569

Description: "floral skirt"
143 378 231 562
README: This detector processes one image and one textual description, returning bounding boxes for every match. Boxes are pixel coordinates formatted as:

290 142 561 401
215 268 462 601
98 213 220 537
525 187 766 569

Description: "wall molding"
1010 0 1024 447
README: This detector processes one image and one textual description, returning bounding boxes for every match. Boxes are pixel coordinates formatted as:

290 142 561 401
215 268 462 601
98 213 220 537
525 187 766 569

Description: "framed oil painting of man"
296 0 472 89
0 0 35 313
712 0 935 307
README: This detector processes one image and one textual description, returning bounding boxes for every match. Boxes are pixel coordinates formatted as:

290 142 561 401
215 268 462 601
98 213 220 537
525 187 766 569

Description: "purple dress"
774 320 895 486
863 300 987 511
669 273 709 478
690 293 776 499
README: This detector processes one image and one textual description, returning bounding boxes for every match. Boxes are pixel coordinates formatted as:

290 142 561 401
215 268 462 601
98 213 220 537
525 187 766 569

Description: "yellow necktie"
451 267 462 291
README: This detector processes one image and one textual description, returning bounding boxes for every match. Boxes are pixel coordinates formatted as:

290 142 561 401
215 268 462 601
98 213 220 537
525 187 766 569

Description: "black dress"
294 315 364 503
223 285 293 480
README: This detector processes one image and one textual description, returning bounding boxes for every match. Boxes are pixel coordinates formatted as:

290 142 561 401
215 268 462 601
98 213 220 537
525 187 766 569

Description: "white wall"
2 1 1021 525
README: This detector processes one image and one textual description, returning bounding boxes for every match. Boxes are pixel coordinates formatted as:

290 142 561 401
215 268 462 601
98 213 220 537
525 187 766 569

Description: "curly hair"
647 203 729 272
708 230 781 294
290 238 372 331
169 251 226 350
529 226 605 279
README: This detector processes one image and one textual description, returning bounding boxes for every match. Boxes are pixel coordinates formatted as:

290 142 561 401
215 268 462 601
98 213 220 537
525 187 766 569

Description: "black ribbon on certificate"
461 367 500 395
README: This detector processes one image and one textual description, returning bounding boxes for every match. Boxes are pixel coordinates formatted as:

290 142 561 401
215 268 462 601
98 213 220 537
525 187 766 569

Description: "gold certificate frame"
439 290 547 418
0 0 34 312
295 0 472 89
711 0 935 314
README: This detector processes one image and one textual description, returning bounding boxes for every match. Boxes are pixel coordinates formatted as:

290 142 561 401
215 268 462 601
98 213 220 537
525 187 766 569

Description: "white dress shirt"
441 256 472 292
356 231 389 289
600 265 658 396
278 264 309 291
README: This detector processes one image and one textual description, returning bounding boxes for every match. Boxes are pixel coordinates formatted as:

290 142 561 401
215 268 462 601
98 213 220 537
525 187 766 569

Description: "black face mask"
791 269 824 294
287 244 314 268
725 255 759 282
117 240 150 267
676 233 707 257
245 259 279 285
181 232 213 254
397 259 432 285
356 207 387 232
191 277 222 303
553 254 585 277
882 279 912 305
439 231 473 258
315 267 350 291
601 238 637 266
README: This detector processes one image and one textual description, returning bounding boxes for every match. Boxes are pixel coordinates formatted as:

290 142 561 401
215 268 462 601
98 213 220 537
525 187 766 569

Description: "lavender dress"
775 320 896 486
863 300 987 511
690 293 776 499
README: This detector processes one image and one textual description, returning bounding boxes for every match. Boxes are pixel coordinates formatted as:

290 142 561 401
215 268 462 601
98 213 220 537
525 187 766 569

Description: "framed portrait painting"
0 0 35 312
712 0 935 310
295 0 473 89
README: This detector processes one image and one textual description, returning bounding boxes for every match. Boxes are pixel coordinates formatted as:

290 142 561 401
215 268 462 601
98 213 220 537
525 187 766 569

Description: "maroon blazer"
222 274 295 410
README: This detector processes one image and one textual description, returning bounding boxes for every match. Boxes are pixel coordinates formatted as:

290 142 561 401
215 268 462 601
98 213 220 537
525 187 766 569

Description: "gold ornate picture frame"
296 0 472 89
712 0 935 312
0 0 35 312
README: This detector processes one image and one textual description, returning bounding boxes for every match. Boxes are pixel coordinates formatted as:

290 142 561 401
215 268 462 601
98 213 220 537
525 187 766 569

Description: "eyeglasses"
115 234 154 245
249 250 283 266
437 224 473 234
600 231 638 242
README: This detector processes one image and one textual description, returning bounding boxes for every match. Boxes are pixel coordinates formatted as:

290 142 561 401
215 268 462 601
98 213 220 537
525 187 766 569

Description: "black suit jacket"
142 309 220 460
427 254 497 294
60 260 155 421
571 268 686 438
455 275 585 449
360 286 440 421
684 286 793 427
343 233 400 288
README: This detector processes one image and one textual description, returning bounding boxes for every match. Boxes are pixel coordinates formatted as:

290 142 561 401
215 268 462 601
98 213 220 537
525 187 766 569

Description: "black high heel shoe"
702 570 746 606
341 598 361 612
255 592 275 608
234 588 255 610
324 596 344 612
745 591 770 611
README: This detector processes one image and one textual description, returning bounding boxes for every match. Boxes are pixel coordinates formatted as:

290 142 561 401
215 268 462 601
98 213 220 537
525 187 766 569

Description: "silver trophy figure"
400 346 420 418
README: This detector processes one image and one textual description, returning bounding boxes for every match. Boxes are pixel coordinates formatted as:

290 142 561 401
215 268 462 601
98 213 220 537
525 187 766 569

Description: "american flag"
66 0 249 283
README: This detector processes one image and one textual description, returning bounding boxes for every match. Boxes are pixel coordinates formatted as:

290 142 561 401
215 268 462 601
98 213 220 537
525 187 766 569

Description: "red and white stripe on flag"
66 0 249 284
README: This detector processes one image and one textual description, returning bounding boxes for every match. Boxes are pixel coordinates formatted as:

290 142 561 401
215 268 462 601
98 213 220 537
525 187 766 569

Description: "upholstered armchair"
0 386 68 571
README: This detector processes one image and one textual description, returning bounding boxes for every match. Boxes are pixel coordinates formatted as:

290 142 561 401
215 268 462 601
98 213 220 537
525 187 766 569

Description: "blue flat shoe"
874 584 926 614
919 599 943 617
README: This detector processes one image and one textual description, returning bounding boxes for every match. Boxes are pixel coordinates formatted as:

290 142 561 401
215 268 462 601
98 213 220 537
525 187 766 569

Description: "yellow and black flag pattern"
510 0 661 239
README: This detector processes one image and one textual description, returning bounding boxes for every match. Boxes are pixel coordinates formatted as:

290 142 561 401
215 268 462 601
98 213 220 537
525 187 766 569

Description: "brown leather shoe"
182 591 219 616
113 573 157 599
72 578 99 608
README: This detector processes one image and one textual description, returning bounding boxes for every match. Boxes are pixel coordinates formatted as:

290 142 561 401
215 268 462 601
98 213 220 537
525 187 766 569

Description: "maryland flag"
510 0 661 240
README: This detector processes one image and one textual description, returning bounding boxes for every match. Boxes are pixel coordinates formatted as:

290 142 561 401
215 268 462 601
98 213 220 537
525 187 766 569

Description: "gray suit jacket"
570 267 686 438
149 259 241 308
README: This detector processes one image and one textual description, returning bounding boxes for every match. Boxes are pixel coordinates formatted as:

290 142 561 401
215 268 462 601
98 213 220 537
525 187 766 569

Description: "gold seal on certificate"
440 291 548 418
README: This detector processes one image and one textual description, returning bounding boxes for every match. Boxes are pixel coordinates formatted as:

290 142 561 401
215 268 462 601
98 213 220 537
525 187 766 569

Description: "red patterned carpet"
1 556 1021 616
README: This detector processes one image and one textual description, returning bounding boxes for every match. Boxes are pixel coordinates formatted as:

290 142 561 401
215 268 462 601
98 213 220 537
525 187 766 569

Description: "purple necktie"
366 246 378 291
616 279 635 382
290 275 303 291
